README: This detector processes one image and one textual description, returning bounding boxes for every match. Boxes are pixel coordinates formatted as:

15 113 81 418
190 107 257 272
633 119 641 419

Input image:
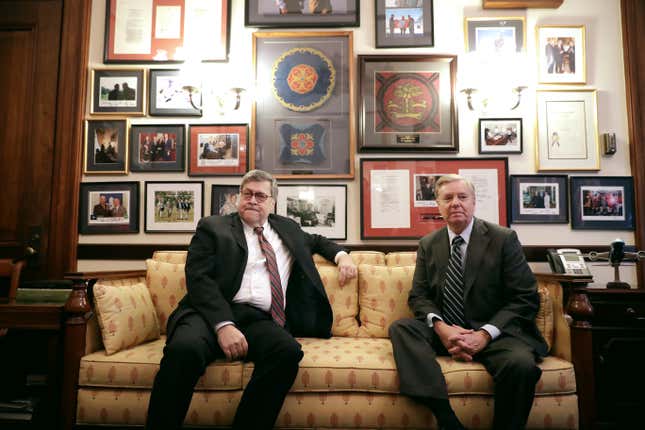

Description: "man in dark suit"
389 174 547 430
146 169 357 430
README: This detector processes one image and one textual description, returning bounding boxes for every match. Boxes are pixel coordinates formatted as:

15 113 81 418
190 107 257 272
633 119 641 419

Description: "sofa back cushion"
152 250 187 264
349 251 386 265
317 265 359 336
386 251 417 266
145 259 187 333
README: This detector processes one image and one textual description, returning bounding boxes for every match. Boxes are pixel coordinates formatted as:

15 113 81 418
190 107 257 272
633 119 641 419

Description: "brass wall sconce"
461 86 527 111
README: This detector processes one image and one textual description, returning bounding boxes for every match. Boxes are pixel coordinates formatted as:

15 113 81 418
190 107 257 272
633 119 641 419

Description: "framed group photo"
144 181 204 232
79 182 139 234
465 17 525 54
211 184 240 216
245 0 359 28
570 176 635 230
537 25 586 84
275 185 347 240
358 55 458 152
375 0 434 48
90 68 145 115
509 175 568 224
149 69 202 116
188 124 248 176
84 119 128 174
129 124 185 172
479 118 522 154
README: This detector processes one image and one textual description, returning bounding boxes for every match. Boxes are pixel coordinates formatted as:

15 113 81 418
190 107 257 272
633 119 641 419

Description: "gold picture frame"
536 24 586 84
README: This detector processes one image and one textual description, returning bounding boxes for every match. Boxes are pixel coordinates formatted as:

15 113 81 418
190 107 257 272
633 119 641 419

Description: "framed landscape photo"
570 176 635 230
479 118 522 154
376 0 434 48
79 182 139 234
149 69 202 116
465 17 525 54
188 124 248 176
358 55 458 152
510 174 568 224
129 124 185 172
245 0 359 28
104 0 229 63
276 185 347 240
211 184 240 216
84 119 128 174
252 31 355 179
91 68 145 115
537 25 586 84
144 181 204 232
536 89 599 171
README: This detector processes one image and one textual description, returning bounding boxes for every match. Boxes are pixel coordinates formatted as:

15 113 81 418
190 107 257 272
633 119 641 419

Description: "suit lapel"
463 218 489 297
268 215 297 255
230 214 248 253
432 228 450 285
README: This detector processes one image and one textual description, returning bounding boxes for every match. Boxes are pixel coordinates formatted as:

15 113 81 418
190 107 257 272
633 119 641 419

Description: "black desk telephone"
547 248 591 275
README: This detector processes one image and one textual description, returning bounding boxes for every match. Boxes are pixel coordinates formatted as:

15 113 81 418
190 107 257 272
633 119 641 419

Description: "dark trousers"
146 304 303 430
389 318 542 430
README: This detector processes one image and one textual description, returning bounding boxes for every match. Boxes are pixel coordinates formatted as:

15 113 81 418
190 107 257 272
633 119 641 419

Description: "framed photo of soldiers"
144 181 204 233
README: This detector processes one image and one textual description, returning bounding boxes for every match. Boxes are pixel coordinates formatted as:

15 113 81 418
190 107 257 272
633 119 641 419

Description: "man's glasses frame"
241 189 272 203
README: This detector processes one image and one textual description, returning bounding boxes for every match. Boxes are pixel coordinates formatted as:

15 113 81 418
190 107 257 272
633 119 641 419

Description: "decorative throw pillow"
145 259 187 333
317 265 359 337
93 281 160 355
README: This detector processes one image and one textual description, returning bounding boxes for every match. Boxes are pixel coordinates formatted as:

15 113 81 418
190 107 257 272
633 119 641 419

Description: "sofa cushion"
349 251 386 265
318 265 359 337
145 259 187 333
93 281 160 355
152 250 187 264
386 251 417 266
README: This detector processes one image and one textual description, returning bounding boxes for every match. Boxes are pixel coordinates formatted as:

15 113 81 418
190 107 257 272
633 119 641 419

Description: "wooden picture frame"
465 17 525 54
149 69 202 116
479 118 522 154
188 124 248 176
79 181 139 234
144 181 204 232
129 124 185 172
570 176 635 230
537 25 586 84
509 174 568 224
375 0 434 48
83 119 128 174
245 0 359 28
90 68 146 115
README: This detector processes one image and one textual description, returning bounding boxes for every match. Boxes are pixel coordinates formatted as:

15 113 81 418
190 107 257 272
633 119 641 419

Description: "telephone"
547 248 591 275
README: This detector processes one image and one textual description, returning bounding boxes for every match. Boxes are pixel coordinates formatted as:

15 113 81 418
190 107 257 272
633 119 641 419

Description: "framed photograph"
90 68 145 115
245 0 359 28
79 182 139 234
536 89 599 171
465 17 525 54
479 118 522 154
188 124 248 176
376 0 434 48
537 25 586 84
509 175 568 224
104 0 228 63
129 124 185 172
252 31 355 179
570 176 635 230
83 119 128 174
144 181 204 232
211 184 240 216
149 69 202 116
276 185 347 240
358 55 458 152
360 158 508 239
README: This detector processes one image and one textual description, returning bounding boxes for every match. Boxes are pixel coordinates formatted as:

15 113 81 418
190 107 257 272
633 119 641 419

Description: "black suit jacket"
409 218 548 356
167 213 343 339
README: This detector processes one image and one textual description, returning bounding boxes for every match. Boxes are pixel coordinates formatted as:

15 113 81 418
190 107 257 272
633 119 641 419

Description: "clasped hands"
434 321 491 362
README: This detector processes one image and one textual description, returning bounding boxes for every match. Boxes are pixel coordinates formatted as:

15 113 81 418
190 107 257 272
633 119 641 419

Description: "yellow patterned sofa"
70 250 578 429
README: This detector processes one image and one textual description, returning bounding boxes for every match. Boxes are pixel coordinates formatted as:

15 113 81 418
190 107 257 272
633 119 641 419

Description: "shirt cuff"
215 321 235 332
334 251 349 264
480 324 500 340
427 313 442 327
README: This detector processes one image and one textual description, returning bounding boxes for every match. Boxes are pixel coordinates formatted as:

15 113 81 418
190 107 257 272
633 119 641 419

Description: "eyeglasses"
438 194 472 205
241 189 272 203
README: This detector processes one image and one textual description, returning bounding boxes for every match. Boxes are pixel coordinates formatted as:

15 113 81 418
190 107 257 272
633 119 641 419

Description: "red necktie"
254 226 286 326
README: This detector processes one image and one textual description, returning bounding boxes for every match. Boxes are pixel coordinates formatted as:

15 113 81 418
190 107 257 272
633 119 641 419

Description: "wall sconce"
460 86 527 111
182 85 246 113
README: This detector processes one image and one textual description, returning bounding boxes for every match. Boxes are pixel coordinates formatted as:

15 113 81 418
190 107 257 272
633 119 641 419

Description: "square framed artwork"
570 176 635 230
129 124 185 172
245 0 359 28
509 175 568 224
188 124 248 176
211 184 240 216
275 185 347 240
536 89 599 171
479 118 522 154
465 17 525 54
537 25 586 84
358 54 458 152
104 0 228 63
149 69 202 116
79 182 139 234
375 0 434 48
90 68 145 115
144 181 204 232
83 119 128 174
252 31 355 179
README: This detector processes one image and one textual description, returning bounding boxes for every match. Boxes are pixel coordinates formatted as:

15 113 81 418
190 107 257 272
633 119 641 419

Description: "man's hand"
216 325 248 361
336 254 357 286
434 321 474 362
449 330 491 356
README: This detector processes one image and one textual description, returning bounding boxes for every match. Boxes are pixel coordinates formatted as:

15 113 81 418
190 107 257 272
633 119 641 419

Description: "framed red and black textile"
251 31 355 179
360 158 508 239
358 55 458 152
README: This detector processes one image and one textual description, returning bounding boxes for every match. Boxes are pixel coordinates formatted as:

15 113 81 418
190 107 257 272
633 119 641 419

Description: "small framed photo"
479 118 522 154
149 69 202 116
90 68 145 115
245 0 359 28
510 175 568 224
537 25 586 84
211 184 240 216
188 124 248 176
275 185 347 240
84 119 128 174
375 0 434 48
144 181 204 233
465 17 525 54
570 176 635 230
79 182 139 234
129 124 185 172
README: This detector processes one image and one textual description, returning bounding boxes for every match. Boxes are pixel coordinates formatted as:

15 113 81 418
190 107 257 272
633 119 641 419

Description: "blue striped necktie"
443 235 467 327
254 226 286 326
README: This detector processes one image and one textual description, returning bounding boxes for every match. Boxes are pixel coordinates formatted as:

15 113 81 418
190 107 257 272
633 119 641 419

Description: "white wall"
80 0 636 287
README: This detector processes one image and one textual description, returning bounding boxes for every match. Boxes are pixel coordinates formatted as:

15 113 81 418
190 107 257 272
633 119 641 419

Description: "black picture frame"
479 118 523 154
79 182 139 234
211 184 240 216
509 175 568 224
83 119 128 174
149 69 202 116
129 124 185 172
570 176 635 230
144 181 204 233
376 0 434 48
90 68 146 115
245 0 359 28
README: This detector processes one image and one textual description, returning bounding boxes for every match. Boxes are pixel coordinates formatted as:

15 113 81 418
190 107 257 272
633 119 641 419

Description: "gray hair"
434 174 476 198
240 169 278 199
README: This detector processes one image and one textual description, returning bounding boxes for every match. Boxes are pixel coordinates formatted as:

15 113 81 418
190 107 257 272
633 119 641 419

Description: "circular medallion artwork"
272 47 336 112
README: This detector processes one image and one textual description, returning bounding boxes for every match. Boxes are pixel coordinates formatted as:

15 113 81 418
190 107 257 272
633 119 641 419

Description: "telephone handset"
547 248 591 275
